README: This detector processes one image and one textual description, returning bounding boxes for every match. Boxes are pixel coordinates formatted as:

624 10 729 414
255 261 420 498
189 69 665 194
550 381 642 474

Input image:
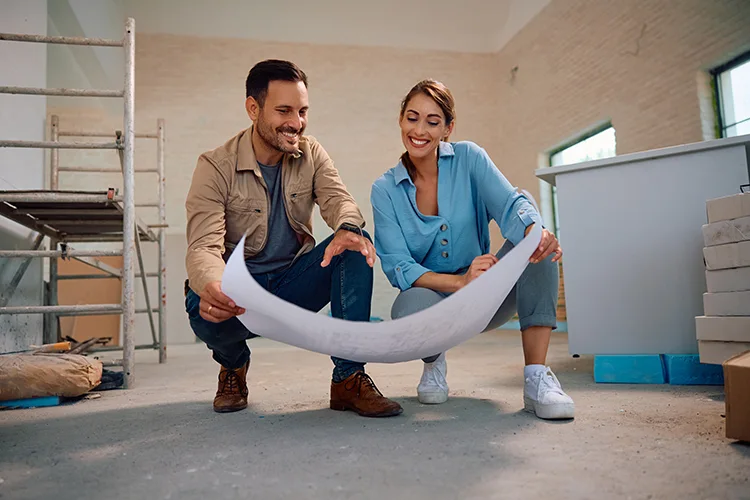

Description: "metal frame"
0 18 165 388
47 116 168 368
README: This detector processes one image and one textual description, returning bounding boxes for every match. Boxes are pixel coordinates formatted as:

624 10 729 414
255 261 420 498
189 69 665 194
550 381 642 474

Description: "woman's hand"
459 254 498 289
526 224 562 264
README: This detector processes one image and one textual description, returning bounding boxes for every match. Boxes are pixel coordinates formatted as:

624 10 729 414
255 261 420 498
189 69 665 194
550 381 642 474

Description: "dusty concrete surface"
1 330 748 500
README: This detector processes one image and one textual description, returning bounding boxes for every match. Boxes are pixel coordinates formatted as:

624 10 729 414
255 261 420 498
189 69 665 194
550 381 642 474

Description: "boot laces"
219 367 248 397
344 372 383 398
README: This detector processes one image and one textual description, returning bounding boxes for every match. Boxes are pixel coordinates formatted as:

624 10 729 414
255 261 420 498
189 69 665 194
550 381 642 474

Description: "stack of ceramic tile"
697 191 750 364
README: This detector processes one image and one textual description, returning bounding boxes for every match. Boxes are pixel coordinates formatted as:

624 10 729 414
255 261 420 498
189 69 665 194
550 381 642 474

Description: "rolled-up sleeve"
468 143 542 245
370 183 430 290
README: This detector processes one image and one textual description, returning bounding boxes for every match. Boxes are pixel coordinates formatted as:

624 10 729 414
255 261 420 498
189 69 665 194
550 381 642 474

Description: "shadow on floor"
730 441 750 457
0 396 545 500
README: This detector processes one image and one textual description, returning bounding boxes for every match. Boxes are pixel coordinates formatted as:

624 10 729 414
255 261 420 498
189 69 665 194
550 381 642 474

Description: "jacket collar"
236 125 303 172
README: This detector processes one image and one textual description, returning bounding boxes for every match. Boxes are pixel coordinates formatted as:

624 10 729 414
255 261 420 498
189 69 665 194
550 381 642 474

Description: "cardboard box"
703 241 750 270
699 340 750 365
703 291 750 316
706 266 750 293
707 192 750 223
695 316 750 342
702 216 750 247
723 351 750 442
57 257 122 345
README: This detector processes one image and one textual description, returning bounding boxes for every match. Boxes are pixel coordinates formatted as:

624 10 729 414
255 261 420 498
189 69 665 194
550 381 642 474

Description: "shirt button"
396 267 401 271
441 239 448 246
440 224 447 231
441 251 449 258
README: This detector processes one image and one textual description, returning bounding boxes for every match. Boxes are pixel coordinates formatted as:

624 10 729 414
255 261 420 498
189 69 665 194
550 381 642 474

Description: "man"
184 59 402 418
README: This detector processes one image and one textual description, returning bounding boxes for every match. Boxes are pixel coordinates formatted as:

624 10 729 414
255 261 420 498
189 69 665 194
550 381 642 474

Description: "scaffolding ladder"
0 18 159 389
46 114 167 363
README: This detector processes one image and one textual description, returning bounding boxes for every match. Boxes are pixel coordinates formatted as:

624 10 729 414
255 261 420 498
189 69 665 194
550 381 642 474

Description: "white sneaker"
523 367 575 420
417 353 448 404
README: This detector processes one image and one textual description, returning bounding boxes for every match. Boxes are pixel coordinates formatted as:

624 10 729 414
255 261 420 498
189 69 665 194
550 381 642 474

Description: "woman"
370 79 574 420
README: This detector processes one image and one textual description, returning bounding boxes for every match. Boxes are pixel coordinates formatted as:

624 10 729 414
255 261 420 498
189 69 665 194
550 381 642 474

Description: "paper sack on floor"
0 354 103 401
221 224 541 363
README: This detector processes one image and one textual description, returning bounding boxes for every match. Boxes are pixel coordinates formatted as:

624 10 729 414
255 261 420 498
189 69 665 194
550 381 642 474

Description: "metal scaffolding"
0 18 164 388
47 115 167 363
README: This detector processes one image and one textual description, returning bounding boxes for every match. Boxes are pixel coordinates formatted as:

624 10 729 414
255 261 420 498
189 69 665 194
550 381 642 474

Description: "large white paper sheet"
221 224 541 363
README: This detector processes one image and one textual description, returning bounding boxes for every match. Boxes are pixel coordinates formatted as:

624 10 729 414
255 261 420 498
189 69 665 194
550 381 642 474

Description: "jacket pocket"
288 185 314 228
226 197 266 254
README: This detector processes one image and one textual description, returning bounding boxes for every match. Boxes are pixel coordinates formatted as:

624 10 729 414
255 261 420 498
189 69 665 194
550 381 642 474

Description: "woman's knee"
522 253 559 288
391 287 444 319
517 254 559 315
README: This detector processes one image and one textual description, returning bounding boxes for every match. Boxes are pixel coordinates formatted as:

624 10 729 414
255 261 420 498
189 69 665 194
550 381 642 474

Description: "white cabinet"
536 135 750 355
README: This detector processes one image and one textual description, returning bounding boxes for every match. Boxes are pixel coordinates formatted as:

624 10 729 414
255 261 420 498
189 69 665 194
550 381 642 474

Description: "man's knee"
361 229 372 242
185 290 250 344
190 315 251 346
339 233 374 269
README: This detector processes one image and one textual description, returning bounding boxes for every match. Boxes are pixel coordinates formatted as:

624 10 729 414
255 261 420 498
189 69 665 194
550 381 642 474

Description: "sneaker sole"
330 400 403 417
418 391 448 404
523 396 575 420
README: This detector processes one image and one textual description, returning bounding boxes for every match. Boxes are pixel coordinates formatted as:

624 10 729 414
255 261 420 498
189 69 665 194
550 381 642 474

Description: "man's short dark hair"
245 59 308 107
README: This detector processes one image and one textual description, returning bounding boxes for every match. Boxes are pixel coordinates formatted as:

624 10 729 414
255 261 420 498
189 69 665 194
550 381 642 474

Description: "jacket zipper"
285 191 315 265
254 169 270 252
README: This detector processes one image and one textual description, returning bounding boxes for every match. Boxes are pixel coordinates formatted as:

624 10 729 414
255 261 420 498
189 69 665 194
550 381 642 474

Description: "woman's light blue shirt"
370 141 542 291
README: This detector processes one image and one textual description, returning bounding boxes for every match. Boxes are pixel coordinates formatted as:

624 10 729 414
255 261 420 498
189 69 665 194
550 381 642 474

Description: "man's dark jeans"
185 232 374 382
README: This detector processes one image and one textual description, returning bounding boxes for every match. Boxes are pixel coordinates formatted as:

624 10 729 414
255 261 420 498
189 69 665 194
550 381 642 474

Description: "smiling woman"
398 80 456 185
370 78 574 420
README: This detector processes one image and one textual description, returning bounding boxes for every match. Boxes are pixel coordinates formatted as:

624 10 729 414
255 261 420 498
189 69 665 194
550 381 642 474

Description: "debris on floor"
0 336 121 410
95 369 125 391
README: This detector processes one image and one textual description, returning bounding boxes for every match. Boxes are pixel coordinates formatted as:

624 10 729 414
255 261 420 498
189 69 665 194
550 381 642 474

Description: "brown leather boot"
330 371 403 417
213 360 249 413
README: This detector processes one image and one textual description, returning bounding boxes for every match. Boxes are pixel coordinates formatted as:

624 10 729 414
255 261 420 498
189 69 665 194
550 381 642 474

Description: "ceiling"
122 0 551 54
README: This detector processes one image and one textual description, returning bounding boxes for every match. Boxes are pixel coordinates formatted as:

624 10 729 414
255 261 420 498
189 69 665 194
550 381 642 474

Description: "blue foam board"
594 355 666 384
0 396 61 409
663 354 724 385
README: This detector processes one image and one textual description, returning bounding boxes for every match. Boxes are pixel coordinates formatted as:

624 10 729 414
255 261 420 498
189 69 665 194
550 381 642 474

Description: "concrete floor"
1 330 748 500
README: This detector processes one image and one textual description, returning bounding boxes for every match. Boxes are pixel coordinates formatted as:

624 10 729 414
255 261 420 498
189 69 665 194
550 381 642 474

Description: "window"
549 126 617 167
714 53 750 138
545 126 617 239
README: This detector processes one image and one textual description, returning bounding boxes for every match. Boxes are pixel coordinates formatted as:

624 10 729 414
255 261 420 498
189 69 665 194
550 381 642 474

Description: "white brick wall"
48 0 750 343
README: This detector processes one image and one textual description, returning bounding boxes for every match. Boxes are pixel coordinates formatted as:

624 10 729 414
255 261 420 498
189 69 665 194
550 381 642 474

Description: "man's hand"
525 224 562 264
459 254 498 289
321 229 376 268
199 281 245 323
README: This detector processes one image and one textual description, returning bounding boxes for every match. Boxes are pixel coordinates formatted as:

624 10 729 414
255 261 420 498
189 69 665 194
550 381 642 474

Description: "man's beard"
255 112 303 155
